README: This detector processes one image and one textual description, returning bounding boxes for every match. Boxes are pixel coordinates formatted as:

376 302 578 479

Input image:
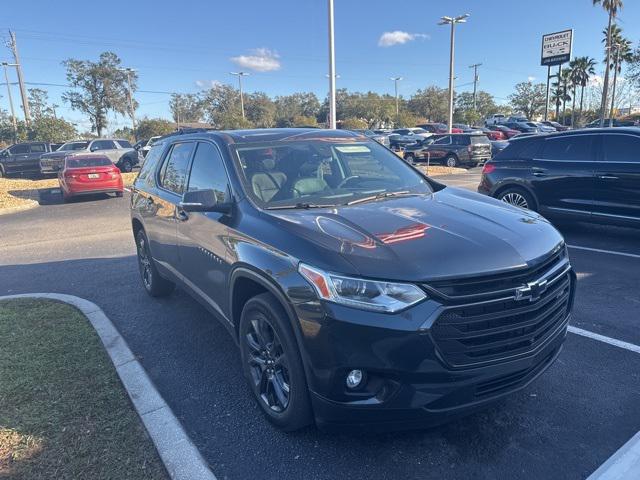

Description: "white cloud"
378 31 429 47
589 75 604 87
195 79 221 89
527 76 536 82
231 48 281 72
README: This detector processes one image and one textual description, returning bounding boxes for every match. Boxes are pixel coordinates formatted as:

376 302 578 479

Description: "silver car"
40 138 140 174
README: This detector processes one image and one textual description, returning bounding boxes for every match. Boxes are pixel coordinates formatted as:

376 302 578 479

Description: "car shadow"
31 188 116 206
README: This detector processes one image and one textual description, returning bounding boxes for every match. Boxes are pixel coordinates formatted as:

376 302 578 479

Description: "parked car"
416 123 463 134
131 127 574 431
503 122 539 133
452 124 482 134
484 114 507 126
58 154 124 202
133 136 162 158
478 128 640 227
388 128 427 149
529 122 556 133
488 125 521 139
479 127 507 141
351 129 391 147
402 133 492 167
40 138 140 174
584 118 638 128
0 141 58 177
506 115 529 123
540 121 569 132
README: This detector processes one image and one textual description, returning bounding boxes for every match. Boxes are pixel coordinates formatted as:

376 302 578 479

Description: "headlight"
298 263 426 313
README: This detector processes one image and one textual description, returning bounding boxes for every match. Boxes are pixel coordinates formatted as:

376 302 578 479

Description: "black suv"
479 128 640 227
403 133 491 167
131 128 575 431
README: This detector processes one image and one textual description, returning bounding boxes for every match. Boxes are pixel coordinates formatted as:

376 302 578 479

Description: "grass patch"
0 299 167 480
0 173 137 211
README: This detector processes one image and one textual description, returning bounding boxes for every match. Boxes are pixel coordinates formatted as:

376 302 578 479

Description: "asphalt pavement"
1 177 639 480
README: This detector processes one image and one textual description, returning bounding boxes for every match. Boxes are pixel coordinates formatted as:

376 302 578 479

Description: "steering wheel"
337 175 360 188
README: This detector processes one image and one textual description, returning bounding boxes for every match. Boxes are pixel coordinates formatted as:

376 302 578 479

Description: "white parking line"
568 326 640 355
568 245 640 260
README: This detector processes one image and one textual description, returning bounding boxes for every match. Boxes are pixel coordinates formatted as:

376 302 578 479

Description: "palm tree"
569 59 581 127
552 69 572 124
593 0 624 126
602 25 634 118
571 56 597 125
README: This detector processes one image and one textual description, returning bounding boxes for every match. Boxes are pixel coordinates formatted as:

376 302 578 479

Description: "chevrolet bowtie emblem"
515 279 549 302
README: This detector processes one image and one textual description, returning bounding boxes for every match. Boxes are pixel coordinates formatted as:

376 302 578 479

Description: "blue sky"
2 0 639 131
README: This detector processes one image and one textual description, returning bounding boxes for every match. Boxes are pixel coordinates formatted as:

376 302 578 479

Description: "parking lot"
1 174 639 480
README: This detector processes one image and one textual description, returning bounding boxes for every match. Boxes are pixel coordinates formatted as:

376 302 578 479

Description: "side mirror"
90 145 99 152
179 189 231 214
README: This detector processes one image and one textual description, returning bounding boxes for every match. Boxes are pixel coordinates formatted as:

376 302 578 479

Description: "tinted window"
66 157 112 168
137 144 166 188
540 136 592 161
187 142 228 202
471 136 490 145
59 142 89 151
92 140 116 151
602 134 640 163
29 144 46 153
117 140 133 148
452 136 468 145
433 136 451 145
9 144 29 154
159 142 194 194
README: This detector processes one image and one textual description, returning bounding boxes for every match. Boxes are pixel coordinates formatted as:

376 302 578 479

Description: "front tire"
497 187 536 211
120 159 133 173
445 154 459 168
239 293 312 431
135 229 175 297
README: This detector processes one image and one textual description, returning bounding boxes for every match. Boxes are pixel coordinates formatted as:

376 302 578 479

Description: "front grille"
40 157 64 168
427 249 574 368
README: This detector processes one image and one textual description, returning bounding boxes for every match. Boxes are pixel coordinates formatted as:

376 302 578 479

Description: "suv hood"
267 187 564 282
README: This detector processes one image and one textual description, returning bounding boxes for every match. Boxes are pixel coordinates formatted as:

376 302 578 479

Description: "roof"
510 126 640 142
161 128 364 145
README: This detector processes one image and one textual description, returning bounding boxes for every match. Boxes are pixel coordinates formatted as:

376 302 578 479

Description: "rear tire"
497 187 536 211
404 153 415 165
239 293 312 431
135 229 175 297
120 159 133 173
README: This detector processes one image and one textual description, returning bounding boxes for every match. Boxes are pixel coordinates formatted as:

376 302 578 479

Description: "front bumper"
291 261 575 431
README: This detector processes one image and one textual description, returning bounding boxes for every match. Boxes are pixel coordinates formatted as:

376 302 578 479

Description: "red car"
58 154 124 202
488 124 520 139
480 127 507 141
416 123 463 134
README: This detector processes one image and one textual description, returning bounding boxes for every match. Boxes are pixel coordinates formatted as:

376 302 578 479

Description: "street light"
118 67 137 138
438 14 469 133
1 62 18 140
327 0 336 129
230 71 249 119
390 76 403 125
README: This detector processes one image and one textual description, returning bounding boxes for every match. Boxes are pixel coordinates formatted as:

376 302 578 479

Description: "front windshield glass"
234 139 432 209
59 141 89 151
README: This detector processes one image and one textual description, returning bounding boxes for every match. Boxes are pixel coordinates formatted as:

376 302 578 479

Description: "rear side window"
602 134 640 163
540 136 592 161
187 142 228 202
117 140 133 148
92 140 116 151
29 144 46 153
452 136 468 145
493 138 540 161
159 142 195 194
136 144 166 188
471 136 490 145
67 157 112 168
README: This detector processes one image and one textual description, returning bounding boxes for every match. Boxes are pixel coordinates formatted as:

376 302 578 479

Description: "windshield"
234 139 432 209
59 141 89 151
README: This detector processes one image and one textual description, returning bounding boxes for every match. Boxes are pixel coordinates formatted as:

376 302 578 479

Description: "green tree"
28 116 77 142
169 93 204 124
135 118 175 139
201 83 251 129
603 24 633 119
593 0 624 124
275 92 321 126
340 117 368 129
27 88 57 120
455 91 498 125
407 87 448 122
570 56 597 125
508 82 547 119
245 92 276 127
62 52 137 137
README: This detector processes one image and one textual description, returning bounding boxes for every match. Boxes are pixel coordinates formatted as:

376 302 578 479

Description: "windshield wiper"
266 202 336 210
346 190 423 206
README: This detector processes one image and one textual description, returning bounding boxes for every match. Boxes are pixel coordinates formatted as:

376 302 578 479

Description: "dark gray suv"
131 128 575 431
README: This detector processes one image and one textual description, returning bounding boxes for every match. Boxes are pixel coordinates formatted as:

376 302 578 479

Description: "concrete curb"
0 198 38 216
0 293 216 480
587 431 640 480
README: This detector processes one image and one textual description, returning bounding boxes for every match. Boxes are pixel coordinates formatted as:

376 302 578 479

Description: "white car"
485 114 507 126
133 136 161 158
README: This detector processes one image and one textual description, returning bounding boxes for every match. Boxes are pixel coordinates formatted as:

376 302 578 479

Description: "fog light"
346 369 363 389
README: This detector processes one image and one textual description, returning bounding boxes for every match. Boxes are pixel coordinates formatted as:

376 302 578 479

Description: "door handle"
531 168 547 177
598 175 618 180
177 209 189 222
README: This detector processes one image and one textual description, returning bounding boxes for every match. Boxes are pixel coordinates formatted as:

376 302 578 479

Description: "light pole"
328 0 337 129
438 14 469 133
1 62 18 140
390 76 403 125
230 71 249 119
119 67 137 138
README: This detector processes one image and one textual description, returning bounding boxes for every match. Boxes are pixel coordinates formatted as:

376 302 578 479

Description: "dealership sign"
541 29 573 66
